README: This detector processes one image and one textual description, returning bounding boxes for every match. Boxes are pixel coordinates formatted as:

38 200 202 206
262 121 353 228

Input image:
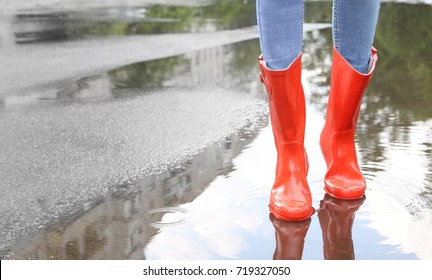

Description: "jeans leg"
256 0 304 70
333 0 380 73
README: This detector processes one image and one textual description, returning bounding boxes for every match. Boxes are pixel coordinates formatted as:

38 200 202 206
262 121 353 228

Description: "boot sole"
269 203 315 222
324 185 365 200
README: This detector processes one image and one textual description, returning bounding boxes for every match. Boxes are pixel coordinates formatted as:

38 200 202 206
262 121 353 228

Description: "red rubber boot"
259 53 314 221
320 48 378 200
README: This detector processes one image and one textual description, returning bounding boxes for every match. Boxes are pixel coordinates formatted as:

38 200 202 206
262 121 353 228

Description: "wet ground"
1 0 432 260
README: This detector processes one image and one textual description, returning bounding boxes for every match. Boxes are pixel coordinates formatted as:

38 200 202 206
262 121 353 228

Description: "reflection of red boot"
270 213 311 260
318 194 365 260
320 48 378 200
259 54 314 221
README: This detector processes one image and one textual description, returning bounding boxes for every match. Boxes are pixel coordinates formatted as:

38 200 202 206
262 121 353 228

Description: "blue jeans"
257 0 380 73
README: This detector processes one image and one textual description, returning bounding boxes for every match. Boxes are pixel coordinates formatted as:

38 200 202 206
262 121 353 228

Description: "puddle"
2 120 267 260
0 38 262 107
0 38 266 258
1 1 432 260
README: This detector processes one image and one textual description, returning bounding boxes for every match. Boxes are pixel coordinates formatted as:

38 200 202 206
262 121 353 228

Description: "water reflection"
303 2 432 182
270 215 311 260
109 56 187 91
372 3 432 121
0 0 256 45
318 195 365 260
0 34 266 259
3 126 265 260
0 39 262 107
270 194 365 260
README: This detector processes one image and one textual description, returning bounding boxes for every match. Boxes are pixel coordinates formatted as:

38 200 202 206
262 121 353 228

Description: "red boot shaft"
259 54 314 221
320 48 378 200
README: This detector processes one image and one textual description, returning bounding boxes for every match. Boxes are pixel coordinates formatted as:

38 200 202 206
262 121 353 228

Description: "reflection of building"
164 43 264 100
0 74 113 106
57 74 113 100
164 46 226 88
4 124 266 259
188 46 225 86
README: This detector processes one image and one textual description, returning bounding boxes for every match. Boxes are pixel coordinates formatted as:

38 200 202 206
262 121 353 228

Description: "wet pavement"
1 0 432 260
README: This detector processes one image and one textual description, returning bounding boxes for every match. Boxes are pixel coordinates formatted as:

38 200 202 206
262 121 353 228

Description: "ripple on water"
148 207 188 228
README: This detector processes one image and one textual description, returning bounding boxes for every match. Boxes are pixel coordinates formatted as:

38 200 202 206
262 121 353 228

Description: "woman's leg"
333 0 380 73
256 0 304 70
